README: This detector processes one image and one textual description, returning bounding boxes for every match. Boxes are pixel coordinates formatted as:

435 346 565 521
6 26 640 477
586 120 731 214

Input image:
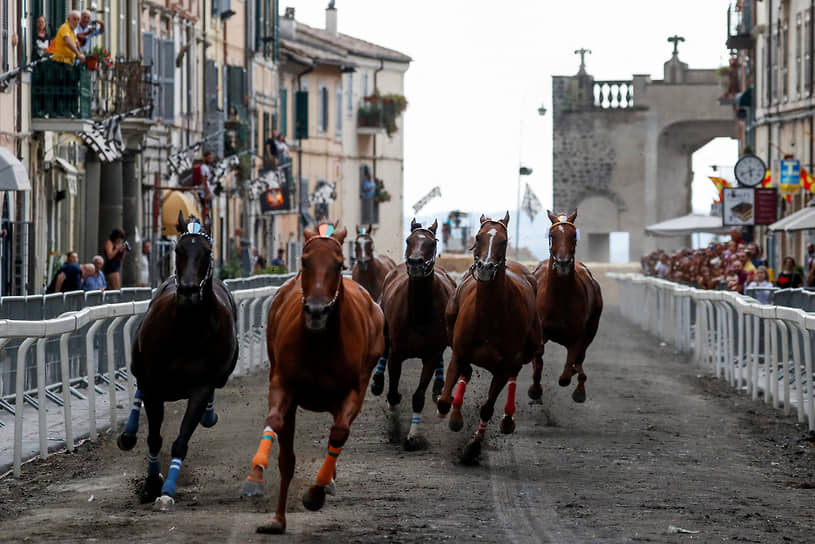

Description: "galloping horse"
241 223 385 534
117 212 238 511
436 212 541 463
351 225 397 302
375 219 456 450
530 210 603 403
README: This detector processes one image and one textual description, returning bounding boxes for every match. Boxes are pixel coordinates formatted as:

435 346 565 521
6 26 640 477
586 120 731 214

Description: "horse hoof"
432 379 444 403
200 411 218 428
386 392 402 406
256 518 286 534
140 473 164 504
449 413 463 432
240 479 265 497
325 479 336 496
572 390 586 403
500 416 516 435
436 399 451 416
558 377 572 387
527 384 543 403
403 434 428 452
371 374 384 396
302 485 326 511
460 438 482 465
153 495 175 512
117 432 137 451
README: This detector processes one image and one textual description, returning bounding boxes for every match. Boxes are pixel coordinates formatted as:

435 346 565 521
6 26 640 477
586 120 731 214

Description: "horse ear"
333 226 348 245
368 224 373 234
567 209 578 224
480 214 487 224
355 224 361 235
176 210 186 234
547 210 559 224
502 211 510 227
429 219 438 234
304 226 318 241
410 218 420 231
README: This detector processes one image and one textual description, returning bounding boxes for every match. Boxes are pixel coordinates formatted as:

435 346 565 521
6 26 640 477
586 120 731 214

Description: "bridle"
301 235 344 311
548 218 579 250
469 220 507 275
406 227 438 277
174 226 213 298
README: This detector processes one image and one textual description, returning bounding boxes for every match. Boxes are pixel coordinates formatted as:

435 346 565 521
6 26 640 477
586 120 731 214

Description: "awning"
645 214 731 236
0 147 31 191
161 190 200 235
54 157 80 195
768 201 815 232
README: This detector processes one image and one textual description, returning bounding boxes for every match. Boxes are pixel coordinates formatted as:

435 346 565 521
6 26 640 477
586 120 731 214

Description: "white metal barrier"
0 285 279 477
608 273 815 432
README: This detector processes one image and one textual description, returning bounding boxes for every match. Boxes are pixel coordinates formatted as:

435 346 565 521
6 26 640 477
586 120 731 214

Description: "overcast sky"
288 0 735 218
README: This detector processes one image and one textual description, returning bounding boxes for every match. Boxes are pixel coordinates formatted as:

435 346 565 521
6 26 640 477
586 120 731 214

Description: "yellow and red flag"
802 167 815 193
760 169 772 187
709 176 732 202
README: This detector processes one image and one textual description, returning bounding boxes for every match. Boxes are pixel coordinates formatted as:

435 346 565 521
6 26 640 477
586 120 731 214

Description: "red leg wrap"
504 378 517 417
452 377 468 407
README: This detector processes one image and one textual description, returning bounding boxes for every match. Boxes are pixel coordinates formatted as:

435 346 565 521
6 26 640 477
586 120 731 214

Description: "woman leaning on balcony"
33 17 50 59
50 10 85 65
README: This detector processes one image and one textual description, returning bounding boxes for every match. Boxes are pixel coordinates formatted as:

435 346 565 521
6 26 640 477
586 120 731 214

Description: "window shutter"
255 0 261 51
317 85 326 133
227 65 246 117
142 32 157 118
280 88 287 137
295 90 308 140
335 86 342 136
161 39 175 122
2 0 9 71
273 0 279 61
204 61 223 156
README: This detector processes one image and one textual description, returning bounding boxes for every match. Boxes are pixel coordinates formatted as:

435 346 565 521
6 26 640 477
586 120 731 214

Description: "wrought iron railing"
31 60 153 120
593 80 634 109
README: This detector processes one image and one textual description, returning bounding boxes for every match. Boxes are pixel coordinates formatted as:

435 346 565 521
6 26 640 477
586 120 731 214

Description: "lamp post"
515 103 547 259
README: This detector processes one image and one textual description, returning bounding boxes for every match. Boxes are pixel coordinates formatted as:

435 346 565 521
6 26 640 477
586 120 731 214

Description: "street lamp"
515 104 547 259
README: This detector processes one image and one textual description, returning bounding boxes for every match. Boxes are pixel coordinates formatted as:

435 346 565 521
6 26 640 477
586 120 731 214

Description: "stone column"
83 153 101 260
99 159 123 260
121 150 142 286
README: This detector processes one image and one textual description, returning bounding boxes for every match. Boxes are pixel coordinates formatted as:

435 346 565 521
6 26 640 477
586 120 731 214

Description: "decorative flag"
802 167 815 193
708 176 732 202
521 183 543 222
411 186 442 214
760 169 772 187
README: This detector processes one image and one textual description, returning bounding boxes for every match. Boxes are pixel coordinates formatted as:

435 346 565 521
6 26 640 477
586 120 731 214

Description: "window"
335 85 343 136
773 20 780 102
762 38 767 106
160 39 176 122
345 73 353 116
783 15 789 100
318 84 328 133
359 164 378 225
807 9 812 95
2 0 9 71
797 13 802 97
362 71 369 98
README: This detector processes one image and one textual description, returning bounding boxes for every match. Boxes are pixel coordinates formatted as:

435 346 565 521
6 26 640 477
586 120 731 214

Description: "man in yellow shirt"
52 11 85 65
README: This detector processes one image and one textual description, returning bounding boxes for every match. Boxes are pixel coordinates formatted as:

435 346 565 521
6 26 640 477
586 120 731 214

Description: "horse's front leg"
371 331 389 396
141 393 164 504
385 354 404 408
528 348 544 403
559 346 587 403
302 388 364 512
154 386 212 512
255 406 296 535
403 357 437 451
436 352 472 433
117 388 143 450
461 373 510 464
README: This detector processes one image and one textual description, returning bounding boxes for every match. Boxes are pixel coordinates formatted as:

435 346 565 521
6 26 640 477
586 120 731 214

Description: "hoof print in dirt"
403 435 428 451
460 438 482 465
302 485 327 511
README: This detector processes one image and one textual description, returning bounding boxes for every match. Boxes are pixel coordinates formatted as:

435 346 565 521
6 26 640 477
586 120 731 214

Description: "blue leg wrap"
375 357 387 376
200 391 217 427
147 451 161 476
434 361 444 380
161 457 183 497
124 389 143 436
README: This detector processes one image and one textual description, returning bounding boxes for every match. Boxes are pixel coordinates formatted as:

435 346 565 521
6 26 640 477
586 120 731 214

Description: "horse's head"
174 211 213 305
405 218 438 278
547 209 578 276
353 224 374 271
301 222 347 331
471 212 509 282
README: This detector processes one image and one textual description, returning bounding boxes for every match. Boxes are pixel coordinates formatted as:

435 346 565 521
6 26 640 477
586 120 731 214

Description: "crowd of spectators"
640 227 812 304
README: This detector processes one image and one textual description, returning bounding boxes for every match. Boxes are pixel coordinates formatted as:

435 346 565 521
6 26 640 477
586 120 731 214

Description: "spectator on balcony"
33 16 50 59
265 130 280 166
76 10 104 54
82 256 107 291
776 256 803 289
52 11 85 65
276 133 290 164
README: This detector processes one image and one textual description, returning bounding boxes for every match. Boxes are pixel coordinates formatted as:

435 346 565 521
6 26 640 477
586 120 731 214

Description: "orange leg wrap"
251 426 277 471
315 445 341 487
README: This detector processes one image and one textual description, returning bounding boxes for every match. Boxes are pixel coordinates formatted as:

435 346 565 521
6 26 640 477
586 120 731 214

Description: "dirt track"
1 307 814 543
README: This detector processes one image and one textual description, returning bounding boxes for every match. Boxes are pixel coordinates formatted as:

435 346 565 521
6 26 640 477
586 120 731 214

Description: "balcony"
356 92 407 136
725 1 754 51
31 60 152 131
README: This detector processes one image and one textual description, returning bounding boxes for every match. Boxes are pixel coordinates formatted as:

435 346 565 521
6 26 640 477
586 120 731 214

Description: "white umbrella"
645 214 731 237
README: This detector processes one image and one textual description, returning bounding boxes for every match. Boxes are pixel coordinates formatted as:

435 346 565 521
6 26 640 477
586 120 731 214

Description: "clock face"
734 154 767 187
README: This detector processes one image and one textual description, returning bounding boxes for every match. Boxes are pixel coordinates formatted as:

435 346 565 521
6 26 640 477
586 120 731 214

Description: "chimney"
326 2 337 35
281 7 296 40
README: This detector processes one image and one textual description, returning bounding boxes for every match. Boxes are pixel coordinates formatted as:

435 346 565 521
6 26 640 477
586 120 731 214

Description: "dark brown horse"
117 212 238 511
436 213 541 463
530 210 603 404
375 218 456 450
241 223 385 534
352 225 397 302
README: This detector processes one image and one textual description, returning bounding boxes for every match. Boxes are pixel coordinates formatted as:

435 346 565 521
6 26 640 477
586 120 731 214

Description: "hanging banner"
722 187 755 226
775 158 801 197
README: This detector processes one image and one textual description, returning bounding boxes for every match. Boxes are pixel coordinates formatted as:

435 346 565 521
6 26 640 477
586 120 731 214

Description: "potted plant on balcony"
374 178 391 204
87 46 112 71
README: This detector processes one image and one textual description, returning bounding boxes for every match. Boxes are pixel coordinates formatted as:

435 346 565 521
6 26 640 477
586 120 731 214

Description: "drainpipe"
810 0 814 176
768 0 773 168
296 65 314 246
372 58 384 221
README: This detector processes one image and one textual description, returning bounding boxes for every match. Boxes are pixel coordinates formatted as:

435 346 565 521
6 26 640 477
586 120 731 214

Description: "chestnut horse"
117 212 238 511
375 218 456 450
437 213 541 463
241 223 385 534
351 225 397 302
530 210 603 404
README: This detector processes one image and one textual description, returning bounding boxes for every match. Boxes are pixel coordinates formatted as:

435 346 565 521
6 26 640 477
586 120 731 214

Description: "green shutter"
280 88 287 137
273 0 279 62
255 0 262 52
227 65 246 117
295 90 308 140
